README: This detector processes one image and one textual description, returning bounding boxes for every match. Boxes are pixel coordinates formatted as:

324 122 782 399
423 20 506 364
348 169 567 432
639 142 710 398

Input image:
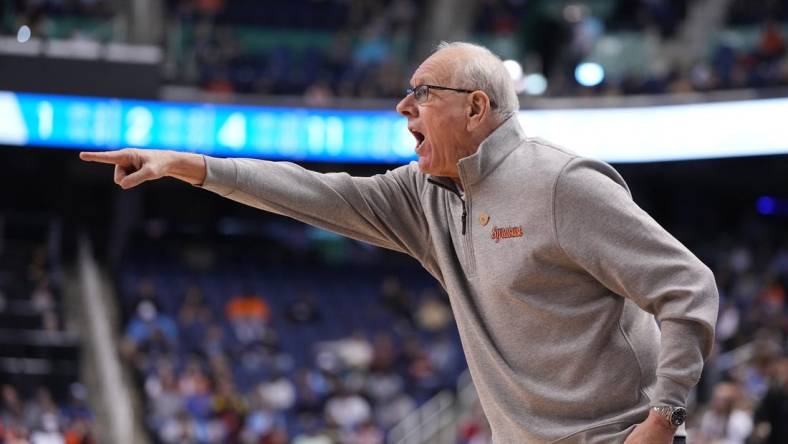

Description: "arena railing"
77 236 149 444
387 390 456 444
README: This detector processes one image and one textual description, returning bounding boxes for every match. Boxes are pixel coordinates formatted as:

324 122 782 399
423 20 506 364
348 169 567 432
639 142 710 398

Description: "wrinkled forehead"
409 49 461 86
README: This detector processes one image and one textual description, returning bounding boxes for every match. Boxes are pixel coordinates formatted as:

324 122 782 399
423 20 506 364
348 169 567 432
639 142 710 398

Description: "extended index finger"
79 150 129 165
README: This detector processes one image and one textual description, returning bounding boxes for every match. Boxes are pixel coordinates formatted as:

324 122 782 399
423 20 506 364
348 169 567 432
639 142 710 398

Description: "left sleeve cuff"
195 155 238 196
652 375 692 407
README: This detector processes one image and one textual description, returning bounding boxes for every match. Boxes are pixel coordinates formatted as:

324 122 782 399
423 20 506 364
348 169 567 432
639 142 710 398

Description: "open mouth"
410 129 426 151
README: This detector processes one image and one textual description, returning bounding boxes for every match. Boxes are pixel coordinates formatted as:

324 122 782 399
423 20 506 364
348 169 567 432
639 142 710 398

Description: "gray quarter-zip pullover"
197 116 719 443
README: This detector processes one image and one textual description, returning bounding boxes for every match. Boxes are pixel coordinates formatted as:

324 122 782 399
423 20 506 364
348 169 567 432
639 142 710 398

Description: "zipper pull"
461 205 467 235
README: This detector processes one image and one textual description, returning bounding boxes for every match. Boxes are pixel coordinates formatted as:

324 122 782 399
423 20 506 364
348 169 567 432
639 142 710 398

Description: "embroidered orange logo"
491 225 524 243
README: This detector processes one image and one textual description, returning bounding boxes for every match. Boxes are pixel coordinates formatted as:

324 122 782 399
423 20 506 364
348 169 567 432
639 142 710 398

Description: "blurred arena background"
1 0 788 443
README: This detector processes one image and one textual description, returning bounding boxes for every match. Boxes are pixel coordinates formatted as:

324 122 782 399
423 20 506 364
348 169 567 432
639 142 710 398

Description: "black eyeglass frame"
405 84 497 108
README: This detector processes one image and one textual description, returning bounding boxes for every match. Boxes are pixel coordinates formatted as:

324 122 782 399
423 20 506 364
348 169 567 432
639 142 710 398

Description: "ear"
466 91 491 131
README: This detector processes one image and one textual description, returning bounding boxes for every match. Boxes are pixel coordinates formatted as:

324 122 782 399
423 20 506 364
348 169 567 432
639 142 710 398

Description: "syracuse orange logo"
491 225 524 243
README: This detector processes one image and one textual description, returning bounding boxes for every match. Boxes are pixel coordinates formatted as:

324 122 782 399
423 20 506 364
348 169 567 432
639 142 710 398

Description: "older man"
81 42 718 443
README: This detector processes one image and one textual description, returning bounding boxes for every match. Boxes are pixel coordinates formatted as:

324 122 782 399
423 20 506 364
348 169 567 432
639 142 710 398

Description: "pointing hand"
79 148 173 189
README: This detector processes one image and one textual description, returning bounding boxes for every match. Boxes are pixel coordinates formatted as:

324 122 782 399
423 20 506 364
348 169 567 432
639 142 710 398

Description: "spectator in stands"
1 384 94 444
145 366 181 431
126 278 159 320
695 381 754 444
241 391 287 443
716 301 741 350
201 322 229 359
366 368 405 405
260 426 289 444
373 391 415 430
62 416 96 444
211 375 245 441
370 333 399 372
343 419 384 444
1 384 26 433
753 357 788 444
735 338 782 402
178 357 211 399
122 299 178 367
207 351 232 381
380 277 413 326
29 410 63 444
426 331 460 381
352 21 391 70
257 372 296 412
403 337 441 401
414 290 452 332
330 331 374 371
159 410 197 444
324 385 371 430
292 417 334 444
61 384 91 424
757 20 786 63
177 284 213 353
225 287 271 345
24 388 61 434
293 367 331 418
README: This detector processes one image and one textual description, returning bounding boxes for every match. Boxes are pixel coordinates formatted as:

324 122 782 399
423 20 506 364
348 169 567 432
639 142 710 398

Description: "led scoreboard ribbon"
0 91 415 163
1 90 788 163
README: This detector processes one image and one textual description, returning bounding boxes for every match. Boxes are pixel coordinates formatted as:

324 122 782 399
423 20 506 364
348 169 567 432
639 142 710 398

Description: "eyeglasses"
405 84 497 108
405 84 474 103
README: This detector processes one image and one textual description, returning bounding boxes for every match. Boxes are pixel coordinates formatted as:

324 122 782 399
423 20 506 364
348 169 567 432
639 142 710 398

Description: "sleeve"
195 156 433 263
553 157 719 408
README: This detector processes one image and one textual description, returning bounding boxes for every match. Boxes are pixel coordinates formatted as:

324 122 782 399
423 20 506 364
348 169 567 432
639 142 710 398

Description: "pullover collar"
428 115 526 190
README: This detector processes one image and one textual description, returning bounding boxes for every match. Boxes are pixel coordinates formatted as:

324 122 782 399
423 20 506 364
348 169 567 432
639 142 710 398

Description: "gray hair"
435 41 520 120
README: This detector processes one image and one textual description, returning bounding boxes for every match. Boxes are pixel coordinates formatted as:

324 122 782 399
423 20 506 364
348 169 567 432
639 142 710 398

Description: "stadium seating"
116 235 464 442
0 213 95 443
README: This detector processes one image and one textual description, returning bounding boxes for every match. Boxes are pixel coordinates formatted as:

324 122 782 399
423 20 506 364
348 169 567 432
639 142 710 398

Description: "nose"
396 93 418 118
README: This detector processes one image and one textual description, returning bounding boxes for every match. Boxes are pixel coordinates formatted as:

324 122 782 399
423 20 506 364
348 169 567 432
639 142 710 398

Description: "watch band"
652 405 687 428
